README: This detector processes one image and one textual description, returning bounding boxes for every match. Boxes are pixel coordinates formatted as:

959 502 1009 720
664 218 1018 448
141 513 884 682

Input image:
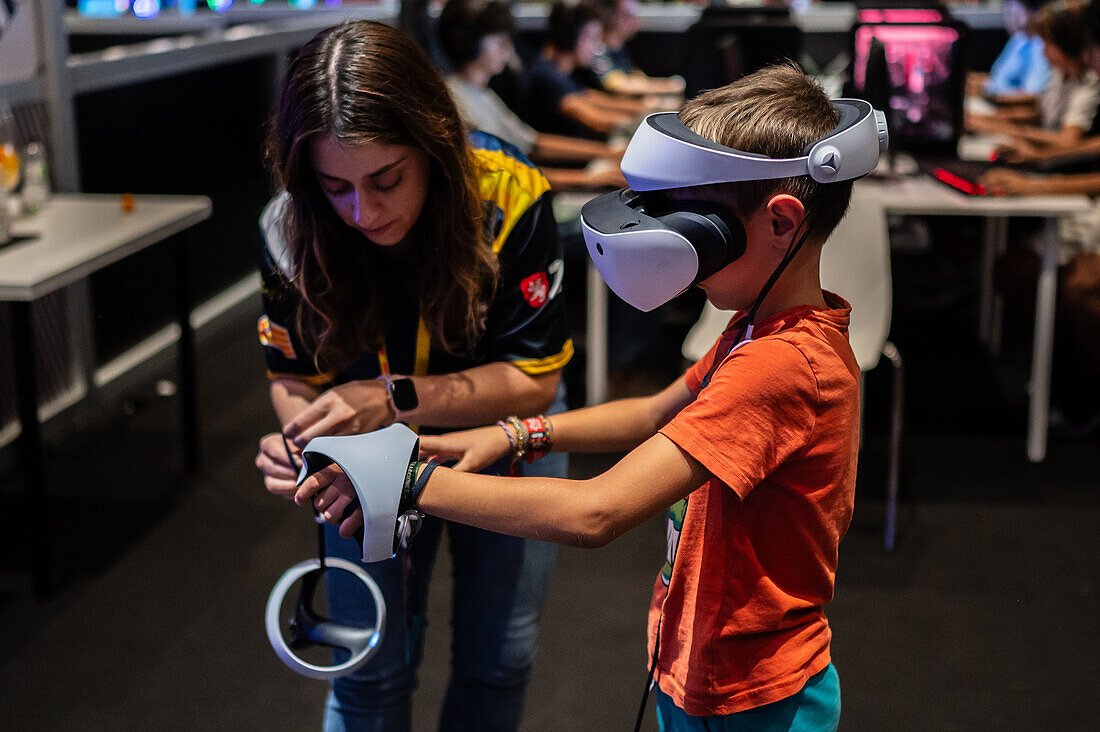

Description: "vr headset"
580 100 889 312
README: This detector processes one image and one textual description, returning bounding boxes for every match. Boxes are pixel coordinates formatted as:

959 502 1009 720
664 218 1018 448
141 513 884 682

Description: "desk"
0 193 213 597
860 176 1091 462
561 177 1091 463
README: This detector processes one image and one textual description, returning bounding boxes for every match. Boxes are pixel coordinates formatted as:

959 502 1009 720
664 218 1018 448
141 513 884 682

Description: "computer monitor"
848 8 968 157
683 6 803 98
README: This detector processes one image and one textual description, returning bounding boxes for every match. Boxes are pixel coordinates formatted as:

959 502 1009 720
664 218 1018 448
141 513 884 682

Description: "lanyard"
378 318 432 433
377 318 432 379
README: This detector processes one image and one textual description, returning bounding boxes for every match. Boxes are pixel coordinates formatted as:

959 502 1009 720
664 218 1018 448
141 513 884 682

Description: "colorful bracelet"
522 415 553 462
496 420 519 455
505 415 529 458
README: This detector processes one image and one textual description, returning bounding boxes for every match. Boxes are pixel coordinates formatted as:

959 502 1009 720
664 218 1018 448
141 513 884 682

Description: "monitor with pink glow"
849 10 967 155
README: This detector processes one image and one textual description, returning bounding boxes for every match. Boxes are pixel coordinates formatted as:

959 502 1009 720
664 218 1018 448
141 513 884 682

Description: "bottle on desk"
21 142 49 215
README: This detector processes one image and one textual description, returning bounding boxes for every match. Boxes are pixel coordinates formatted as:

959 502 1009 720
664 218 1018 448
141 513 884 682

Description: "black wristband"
398 459 439 515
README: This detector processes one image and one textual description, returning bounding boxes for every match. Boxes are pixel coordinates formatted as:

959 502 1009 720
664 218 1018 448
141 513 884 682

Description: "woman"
253 20 571 731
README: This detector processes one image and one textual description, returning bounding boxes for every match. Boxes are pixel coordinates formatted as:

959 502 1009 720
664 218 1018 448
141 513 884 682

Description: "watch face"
391 378 419 412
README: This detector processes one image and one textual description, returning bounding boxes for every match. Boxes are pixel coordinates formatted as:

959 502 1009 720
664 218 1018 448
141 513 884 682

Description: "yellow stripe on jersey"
472 146 552 253
511 339 574 375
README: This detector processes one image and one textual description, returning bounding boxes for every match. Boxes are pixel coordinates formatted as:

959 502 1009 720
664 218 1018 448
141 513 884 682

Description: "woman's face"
309 137 431 247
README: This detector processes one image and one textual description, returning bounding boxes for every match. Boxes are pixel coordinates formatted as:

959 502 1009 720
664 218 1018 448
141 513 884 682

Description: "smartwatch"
380 375 419 413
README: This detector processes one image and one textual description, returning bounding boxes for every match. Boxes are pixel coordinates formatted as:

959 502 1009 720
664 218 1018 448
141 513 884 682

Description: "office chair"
681 191 904 550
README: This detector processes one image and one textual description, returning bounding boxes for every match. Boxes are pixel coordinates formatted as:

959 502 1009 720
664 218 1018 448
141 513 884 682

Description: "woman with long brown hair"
253 20 571 730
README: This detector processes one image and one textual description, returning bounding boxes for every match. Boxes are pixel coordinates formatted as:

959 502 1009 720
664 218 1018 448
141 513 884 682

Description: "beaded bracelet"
505 415 529 458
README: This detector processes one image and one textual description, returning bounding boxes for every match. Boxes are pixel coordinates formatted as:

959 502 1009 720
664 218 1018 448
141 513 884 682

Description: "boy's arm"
300 430 711 549
418 378 695 471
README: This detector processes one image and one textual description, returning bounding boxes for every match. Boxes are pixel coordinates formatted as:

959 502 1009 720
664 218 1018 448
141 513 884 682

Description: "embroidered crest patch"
258 315 296 360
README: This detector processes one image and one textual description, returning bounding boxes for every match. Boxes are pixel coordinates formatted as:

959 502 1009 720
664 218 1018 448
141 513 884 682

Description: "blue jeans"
322 392 566 731
655 663 841 732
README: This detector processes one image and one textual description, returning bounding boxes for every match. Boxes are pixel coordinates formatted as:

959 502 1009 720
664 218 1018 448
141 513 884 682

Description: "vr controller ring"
265 557 386 680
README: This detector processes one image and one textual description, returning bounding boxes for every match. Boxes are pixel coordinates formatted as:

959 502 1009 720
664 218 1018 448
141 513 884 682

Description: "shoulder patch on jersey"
520 271 550 308
258 315 296 360
470 136 551 253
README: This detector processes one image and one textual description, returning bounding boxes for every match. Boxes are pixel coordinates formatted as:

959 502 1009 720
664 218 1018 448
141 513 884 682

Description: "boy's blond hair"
678 63 854 240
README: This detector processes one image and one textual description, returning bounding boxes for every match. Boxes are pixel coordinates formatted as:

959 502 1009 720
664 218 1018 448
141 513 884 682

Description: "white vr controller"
265 424 422 680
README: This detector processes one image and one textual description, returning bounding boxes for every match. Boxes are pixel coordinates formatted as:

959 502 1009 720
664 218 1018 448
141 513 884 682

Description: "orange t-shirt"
652 292 860 716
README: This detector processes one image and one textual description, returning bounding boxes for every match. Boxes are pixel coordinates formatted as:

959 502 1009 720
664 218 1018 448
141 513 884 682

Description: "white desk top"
554 177 1093 223
856 175 1093 218
0 193 212 301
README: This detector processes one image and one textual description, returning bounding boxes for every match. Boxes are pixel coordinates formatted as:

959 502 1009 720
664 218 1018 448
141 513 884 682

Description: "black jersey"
258 132 572 389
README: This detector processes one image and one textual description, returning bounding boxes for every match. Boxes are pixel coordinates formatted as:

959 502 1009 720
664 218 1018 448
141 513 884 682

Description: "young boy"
297 64 867 728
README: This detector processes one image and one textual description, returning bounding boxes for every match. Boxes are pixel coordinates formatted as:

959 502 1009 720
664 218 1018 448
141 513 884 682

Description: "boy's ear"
765 194 806 244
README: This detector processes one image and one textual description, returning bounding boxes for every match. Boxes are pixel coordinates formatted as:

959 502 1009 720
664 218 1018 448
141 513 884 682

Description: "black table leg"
11 301 52 599
173 237 200 474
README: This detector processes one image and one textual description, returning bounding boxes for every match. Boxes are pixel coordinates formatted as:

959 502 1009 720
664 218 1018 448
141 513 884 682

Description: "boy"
297 64 872 728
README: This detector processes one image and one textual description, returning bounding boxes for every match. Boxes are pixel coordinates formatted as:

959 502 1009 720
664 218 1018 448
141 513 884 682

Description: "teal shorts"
655 662 841 732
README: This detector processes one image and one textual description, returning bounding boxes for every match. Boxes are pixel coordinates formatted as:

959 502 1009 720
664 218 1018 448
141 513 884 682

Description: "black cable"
734 205 822 346
281 433 326 567
702 206 823 390
633 616 661 732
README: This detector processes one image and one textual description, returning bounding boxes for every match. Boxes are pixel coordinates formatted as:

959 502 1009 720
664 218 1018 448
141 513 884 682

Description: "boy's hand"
294 463 364 538
419 425 513 473
981 168 1038 196
284 379 394 448
255 432 300 499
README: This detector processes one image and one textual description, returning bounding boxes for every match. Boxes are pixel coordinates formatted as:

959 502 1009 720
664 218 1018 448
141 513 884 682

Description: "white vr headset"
580 100 889 312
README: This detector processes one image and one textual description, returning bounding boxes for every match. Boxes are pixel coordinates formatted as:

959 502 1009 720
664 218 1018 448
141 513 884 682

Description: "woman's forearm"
403 363 560 428
270 379 321 425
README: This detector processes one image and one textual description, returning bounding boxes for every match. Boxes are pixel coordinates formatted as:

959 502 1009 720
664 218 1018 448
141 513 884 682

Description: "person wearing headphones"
299 63 882 729
253 20 572 731
439 0 626 190
524 0 662 139
587 0 686 99
969 0 1100 162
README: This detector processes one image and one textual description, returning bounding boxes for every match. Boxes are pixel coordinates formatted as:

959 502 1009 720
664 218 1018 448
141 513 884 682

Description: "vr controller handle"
296 424 421 563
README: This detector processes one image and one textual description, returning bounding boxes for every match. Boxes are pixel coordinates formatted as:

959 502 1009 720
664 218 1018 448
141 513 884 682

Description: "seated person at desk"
586 0 686 99
978 0 1100 430
524 0 661 139
439 0 626 190
968 0 1051 104
969 0 1100 163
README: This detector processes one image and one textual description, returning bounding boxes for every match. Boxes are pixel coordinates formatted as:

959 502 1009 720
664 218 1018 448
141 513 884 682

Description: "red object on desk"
932 167 987 196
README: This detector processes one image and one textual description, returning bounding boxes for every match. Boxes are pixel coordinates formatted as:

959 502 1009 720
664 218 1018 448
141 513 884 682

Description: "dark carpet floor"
1 252 1098 730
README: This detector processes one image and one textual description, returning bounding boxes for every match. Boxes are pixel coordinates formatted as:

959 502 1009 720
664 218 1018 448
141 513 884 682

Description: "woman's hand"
294 463 364 538
419 425 514 473
255 432 301 499
284 379 393 448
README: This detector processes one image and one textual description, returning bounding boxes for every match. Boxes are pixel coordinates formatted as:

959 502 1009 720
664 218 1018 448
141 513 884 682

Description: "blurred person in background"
440 0 626 190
